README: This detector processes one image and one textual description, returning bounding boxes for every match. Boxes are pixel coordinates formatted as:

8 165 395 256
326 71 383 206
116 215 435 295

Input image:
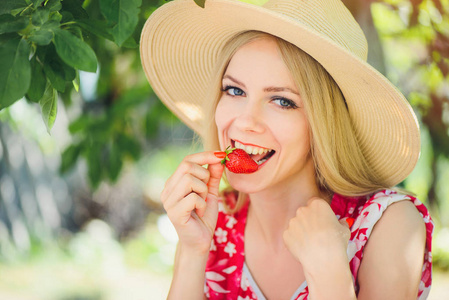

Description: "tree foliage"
0 0 141 130
0 0 448 200
370 0 449 209
0 0 178 189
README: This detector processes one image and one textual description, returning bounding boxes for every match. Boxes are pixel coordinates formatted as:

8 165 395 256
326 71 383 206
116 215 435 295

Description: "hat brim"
140 0 420 186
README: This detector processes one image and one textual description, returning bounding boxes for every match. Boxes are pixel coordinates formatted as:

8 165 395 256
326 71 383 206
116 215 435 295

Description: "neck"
246 164 332 251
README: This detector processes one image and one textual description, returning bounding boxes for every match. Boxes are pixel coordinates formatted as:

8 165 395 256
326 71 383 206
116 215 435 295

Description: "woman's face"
215 37 316 194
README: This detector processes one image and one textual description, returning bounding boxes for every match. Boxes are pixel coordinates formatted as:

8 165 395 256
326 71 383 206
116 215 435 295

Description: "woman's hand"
161 151 225 255
282 197 351 273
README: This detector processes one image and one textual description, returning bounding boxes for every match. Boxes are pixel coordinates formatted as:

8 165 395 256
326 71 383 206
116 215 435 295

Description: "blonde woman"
140 0 433 299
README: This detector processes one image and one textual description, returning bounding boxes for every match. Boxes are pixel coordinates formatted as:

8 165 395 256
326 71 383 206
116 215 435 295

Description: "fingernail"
345 218 355 228
214 151 226 159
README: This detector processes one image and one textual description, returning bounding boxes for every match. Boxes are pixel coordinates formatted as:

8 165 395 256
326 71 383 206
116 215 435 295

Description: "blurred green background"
0 0 448 299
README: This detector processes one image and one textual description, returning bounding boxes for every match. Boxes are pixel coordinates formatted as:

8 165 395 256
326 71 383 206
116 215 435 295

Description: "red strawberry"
221 147 258 174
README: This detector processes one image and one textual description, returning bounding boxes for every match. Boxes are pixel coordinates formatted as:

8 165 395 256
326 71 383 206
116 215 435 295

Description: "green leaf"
0 0 28 15
60 143 82 173
122 36 138 48
59 84 73 105
32 0 45 8
69 115 91 133
28 17 59 45
61 0 89 19
42 19 61 30
107 142 122 182
39 83 58 133
76 19 113 40
67 25 83 39
26 55 47 102
117 134 141 160
194 0 206 8
53 28 98 72
45 0 62 12
49 11 62 23
28 28 54 45
32 6 50 26
0 33 20 47
86 145 102 189
0 38 31 110
73 70 80 92
41 44 76 92
0 14 29 34
60 11 75 23
43 59 66 92
99 0 141 46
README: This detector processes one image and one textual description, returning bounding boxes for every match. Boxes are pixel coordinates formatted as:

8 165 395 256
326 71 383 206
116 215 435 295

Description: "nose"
234 101 265 133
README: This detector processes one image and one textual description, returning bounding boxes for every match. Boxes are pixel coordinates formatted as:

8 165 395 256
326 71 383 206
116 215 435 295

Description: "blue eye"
272 98 298 110
221 85 244 96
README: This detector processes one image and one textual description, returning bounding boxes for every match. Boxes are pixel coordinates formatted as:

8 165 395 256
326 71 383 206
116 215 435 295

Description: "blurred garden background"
0 0 448 299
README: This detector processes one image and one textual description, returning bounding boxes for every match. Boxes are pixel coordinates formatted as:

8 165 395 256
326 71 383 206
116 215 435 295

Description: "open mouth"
231 139 276 166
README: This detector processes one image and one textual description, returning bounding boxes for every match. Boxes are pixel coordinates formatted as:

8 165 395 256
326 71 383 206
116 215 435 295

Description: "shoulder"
361 190 427 234
376 199 426 230
356 191 428 299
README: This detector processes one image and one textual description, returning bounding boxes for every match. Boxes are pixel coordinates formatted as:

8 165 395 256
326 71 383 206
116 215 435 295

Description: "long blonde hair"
203 31 388 213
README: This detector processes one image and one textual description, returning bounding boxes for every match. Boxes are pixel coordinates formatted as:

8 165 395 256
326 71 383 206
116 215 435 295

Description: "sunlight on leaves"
39 83 58 134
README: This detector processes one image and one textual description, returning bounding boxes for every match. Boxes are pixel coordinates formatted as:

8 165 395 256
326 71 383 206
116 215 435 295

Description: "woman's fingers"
163 174 209 211
163 162 210 198
160 150 225 238
207 162 225 198
184 151 225 166
162 151 224 198
167 193 207 225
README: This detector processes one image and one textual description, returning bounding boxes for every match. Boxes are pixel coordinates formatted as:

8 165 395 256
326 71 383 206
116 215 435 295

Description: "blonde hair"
203 31 389 213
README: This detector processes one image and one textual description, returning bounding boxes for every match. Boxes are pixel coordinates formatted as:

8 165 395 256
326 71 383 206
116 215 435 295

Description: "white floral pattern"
215 227 228 244
224 242 237 257
226 216 238 229
204 190 434 299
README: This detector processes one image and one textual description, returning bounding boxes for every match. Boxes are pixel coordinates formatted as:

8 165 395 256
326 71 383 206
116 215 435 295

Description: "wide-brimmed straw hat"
140 0 420 186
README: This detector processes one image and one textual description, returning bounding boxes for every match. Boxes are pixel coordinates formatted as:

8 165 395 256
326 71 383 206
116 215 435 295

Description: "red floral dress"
204 189 433 299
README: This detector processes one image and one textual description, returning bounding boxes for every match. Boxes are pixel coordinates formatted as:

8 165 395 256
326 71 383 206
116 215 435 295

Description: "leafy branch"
0 0 142 133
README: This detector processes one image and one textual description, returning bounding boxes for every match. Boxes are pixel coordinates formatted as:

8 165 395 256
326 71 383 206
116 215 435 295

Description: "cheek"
215 99 232 148
215 98 233 131
276 115 311 154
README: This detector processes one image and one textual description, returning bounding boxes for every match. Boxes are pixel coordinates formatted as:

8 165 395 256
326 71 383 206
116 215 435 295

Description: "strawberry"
221 147 258 174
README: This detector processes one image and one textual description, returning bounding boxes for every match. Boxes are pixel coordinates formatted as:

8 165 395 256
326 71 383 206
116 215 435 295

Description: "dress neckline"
241 197 315 300
243 261 308 300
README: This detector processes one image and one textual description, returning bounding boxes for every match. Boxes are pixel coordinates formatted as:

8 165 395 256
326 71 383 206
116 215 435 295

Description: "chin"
225 170 266 194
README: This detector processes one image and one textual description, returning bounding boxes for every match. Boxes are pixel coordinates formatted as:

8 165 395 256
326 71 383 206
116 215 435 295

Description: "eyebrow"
222 74 300 96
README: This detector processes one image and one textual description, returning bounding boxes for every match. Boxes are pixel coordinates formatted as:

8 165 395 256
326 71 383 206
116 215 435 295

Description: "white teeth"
257 158 268 165
233 140 272 155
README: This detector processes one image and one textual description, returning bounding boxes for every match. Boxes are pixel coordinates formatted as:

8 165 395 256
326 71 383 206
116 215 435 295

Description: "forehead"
224 37 296 87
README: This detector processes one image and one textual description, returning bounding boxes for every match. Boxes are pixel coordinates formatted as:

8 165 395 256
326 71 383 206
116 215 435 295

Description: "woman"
140 0 433 299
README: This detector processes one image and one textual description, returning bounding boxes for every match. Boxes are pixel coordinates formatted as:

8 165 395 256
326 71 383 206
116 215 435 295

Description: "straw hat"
140 0 420 186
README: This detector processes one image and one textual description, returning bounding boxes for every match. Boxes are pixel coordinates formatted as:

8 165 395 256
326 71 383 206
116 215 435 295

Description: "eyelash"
221 85 298 110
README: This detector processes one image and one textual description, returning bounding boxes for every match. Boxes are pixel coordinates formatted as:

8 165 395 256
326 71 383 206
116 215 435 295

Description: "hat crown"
263 0 368 61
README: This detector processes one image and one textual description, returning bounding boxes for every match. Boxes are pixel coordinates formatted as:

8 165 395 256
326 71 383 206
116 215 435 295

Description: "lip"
232 139 271 151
